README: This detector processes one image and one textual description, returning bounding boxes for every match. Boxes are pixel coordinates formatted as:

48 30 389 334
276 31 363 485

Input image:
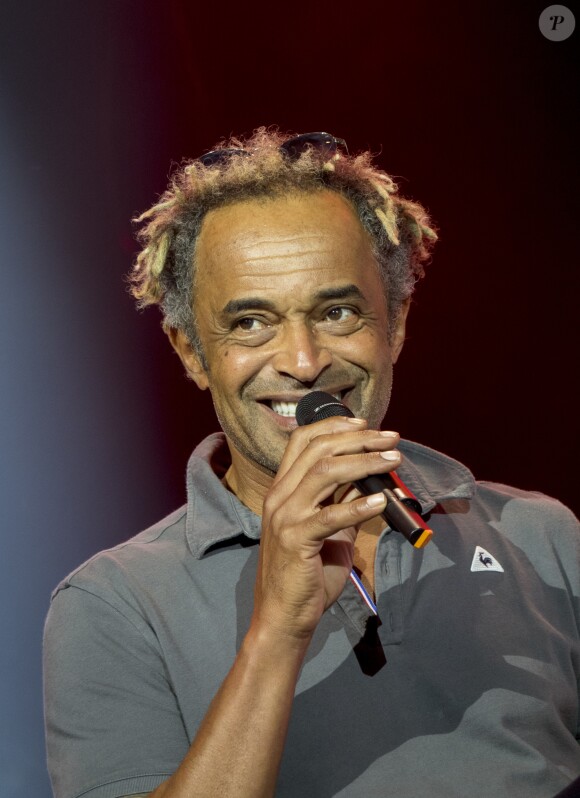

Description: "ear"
166 328 210 391
391 298 411 364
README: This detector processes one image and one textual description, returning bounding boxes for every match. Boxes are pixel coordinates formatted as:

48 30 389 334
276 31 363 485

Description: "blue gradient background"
1 1 577 794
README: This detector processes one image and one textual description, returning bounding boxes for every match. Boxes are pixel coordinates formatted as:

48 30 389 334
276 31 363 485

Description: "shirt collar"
186 433 476 559
397 438 475 514
185 433 261 559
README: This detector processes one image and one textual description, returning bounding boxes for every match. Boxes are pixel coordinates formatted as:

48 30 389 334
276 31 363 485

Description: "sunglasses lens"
197 134 348 166
198 148 250 167
281 132 347 161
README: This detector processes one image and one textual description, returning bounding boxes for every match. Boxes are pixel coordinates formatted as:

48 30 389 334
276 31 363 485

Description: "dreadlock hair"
130 128 437 367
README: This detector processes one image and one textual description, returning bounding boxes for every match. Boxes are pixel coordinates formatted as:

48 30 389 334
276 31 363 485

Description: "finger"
335 485 362 504
267 448 401 525
270 427 400 506
302 491 388 545
274 415 369 485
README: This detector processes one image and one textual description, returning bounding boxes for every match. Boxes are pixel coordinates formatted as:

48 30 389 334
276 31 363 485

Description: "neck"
224 439 275 516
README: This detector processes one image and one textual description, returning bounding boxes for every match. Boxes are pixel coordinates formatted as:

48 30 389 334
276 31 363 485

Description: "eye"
325 306 357 323
235 317 268 332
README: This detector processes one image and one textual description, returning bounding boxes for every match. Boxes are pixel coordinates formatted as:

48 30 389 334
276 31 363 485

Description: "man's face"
172 190 408 474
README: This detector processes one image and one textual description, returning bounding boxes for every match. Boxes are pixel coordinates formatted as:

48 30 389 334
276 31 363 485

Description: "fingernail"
380 450 399 460
379 430 398 438
346 417 366 424
366 492 387 507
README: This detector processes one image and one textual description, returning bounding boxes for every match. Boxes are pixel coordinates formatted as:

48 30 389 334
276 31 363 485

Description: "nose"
270 321 332 382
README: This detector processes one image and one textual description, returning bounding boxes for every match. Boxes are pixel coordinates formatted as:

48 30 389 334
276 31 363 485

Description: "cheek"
336 329 388 366
211 349 269 392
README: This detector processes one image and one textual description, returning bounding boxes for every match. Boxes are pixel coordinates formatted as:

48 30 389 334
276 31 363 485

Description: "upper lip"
255 387 352 403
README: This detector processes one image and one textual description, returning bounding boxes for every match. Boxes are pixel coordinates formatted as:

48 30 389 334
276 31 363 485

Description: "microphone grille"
296 391 354 426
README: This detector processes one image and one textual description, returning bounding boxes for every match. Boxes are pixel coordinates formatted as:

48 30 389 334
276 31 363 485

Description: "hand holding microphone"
296 391 433 549
252 391 427 641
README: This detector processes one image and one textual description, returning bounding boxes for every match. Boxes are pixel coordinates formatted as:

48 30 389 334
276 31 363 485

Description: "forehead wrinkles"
233 233 334 264
197 192 369 253
192 193 381 311
199 225 358 270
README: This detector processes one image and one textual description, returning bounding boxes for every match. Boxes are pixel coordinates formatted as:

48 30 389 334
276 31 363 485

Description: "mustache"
244 373 362 398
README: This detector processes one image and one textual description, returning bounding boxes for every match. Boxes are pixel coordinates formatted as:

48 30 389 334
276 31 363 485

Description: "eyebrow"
220 284 367 317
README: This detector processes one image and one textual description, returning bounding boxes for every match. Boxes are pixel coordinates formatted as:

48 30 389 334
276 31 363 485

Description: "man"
44 130 580 798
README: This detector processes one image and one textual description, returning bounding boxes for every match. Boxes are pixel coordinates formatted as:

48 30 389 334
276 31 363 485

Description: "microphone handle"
353 475 432 549
293 390 432 548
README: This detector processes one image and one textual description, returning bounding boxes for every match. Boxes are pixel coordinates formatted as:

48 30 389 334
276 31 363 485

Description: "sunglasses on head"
198 132 348 167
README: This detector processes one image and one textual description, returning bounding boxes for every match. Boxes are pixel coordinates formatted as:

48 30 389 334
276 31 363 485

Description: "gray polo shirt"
44 433 580 798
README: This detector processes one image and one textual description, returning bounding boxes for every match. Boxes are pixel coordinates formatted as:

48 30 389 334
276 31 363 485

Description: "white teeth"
271 401 298 417
270 393 342 417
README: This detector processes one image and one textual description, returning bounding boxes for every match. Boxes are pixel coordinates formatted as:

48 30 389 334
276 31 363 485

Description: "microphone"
296 391 433 549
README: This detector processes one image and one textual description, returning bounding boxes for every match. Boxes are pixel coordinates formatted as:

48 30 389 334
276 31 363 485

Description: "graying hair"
130 128 437 365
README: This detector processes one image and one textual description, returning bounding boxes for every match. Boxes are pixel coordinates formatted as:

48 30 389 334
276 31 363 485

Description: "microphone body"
295 392 432 549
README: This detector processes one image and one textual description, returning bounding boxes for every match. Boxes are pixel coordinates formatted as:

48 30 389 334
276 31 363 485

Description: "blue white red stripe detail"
349 569 378 615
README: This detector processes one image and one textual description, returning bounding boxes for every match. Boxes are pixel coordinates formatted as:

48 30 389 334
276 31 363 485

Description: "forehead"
193 190 379 294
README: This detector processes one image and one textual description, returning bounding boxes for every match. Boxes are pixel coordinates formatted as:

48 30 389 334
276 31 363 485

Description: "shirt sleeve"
43 584 190 798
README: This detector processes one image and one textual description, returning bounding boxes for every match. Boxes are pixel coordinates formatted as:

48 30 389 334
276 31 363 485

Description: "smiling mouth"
266 392 344 418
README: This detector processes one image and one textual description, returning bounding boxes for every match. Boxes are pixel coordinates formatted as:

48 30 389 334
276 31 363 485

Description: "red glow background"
0 1 578 792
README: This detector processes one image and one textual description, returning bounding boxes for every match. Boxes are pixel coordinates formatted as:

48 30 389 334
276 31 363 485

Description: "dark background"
1 1 578 793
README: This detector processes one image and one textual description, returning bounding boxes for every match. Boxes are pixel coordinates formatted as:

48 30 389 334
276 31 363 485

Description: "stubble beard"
212 365 394 476
213 402 288 476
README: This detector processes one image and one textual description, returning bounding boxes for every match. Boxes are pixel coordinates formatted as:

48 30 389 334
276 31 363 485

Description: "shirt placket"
374 531 405 646
334 529 407 648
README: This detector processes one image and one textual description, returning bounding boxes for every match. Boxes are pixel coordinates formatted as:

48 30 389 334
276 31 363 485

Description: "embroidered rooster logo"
471 546 504 573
